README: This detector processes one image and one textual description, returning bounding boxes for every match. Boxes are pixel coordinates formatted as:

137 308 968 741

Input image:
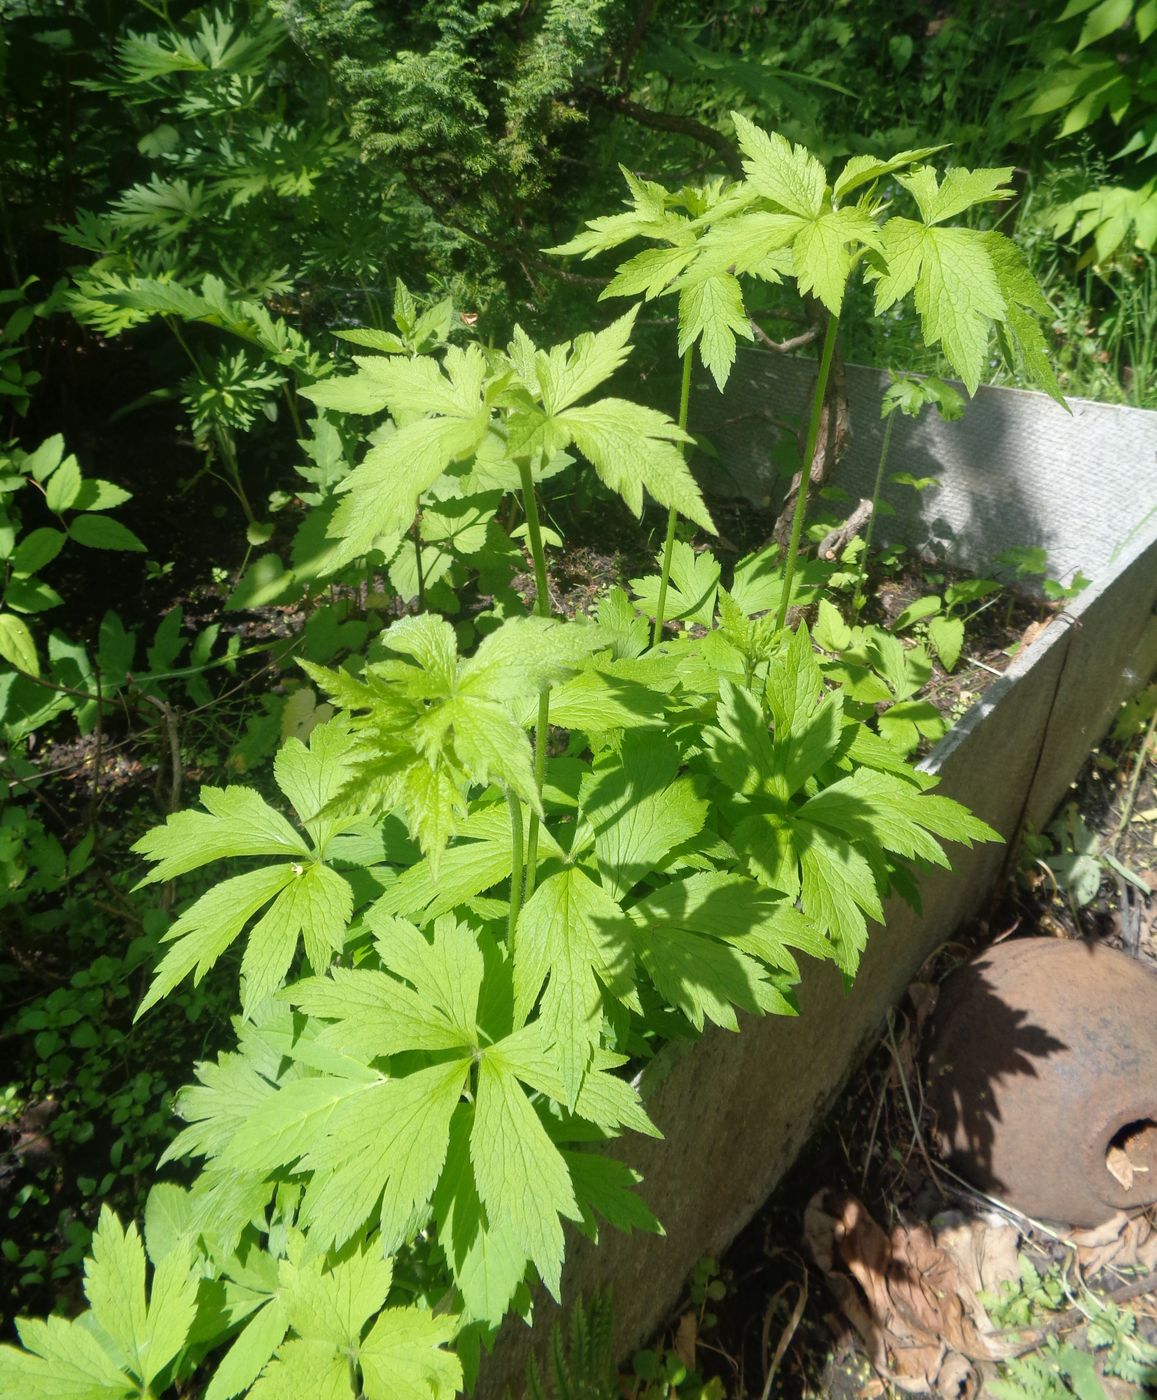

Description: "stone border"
477 516 1157 1399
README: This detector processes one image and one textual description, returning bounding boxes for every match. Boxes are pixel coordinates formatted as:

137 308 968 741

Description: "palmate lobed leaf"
580 732 710 898
601 242 700 300
327 411 491 566
533 308 639 414
870 219 1007 394
132 784 308 885
137 863 299 1017
472 1044 581 1300
298 1059 470 1254
675 269 753 388
560 399 715 533
433 1108 530 1327
240 1242 461 1400
0 1206 198 1398
731 112 826 217
514 864 637 1107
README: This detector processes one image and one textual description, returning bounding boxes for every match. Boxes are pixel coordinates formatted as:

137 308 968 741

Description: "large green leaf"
299 1059 470 1253
471 1043 580 1299
871 219 1006 393
580 733 709 898
133 785 308 885
0 1206 197 1396
515 865 636 1105
560 399 714 532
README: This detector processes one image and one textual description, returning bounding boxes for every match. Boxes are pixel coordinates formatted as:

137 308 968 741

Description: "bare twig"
818 499 873 560
883 1011 948 1202
136 690 183 816
760 1274 808 1400
750 319 819 354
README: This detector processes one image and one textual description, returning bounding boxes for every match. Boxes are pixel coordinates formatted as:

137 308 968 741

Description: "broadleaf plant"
1 116 1054 1400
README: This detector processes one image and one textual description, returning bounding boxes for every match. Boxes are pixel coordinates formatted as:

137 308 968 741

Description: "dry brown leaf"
804 1191 998 1397
935 1212 1022 1301
1106 1146 1135 1190
1072 1209 1157 1277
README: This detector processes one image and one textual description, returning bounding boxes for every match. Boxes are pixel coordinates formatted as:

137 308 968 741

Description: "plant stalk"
507 789 524 947
517 457 552 899
651 345 695 646
774 311 840 632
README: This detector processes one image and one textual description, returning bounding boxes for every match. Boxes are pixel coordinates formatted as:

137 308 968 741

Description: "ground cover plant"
0 111 1086 1396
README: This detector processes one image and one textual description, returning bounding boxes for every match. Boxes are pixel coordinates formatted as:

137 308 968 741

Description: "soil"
630 706 1157 1399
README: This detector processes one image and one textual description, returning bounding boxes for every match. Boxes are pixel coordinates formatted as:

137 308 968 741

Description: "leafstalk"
517 457 552 899
412 515 426 611
774 312 840 632
853 408 896 614
507 789 524 948
651 345 695 646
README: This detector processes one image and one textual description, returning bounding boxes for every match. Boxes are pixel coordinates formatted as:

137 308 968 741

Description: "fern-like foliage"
524 1291 618 1400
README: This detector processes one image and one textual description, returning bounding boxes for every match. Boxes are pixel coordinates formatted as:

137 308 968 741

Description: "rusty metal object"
924 938 1157 1228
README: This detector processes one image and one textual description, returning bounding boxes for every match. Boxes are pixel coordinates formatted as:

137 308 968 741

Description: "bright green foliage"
0 1205 197 1397
132 724 357 1015
300 309 713 574
551 115 1063 403
630 542 721 628
299 613 602 868
0 435 145 682
11 118 1031 1399
1007 0 1157 258
240 1239 461 1400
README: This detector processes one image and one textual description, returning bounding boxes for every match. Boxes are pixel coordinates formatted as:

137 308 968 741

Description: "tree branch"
616 0 659 88
593 93 744 179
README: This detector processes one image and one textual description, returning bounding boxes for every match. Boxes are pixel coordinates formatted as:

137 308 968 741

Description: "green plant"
522 1291 618 1400
984 1256 1157 1398
0 433 144 681
997 547 1091 606
549 117 1066 660
1024 800 1150 913
1006 0 1157 262
4 118 1069 1397
851 370 965 615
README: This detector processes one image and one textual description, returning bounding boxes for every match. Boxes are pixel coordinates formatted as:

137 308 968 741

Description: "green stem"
517 458 551 616
413 516 426 611
517 457 552 899
214 428 255 524
774 311 840 632
283 382 306 440
507 789 524 947
853 409 896 614
651 345 695 647
523 690 549 901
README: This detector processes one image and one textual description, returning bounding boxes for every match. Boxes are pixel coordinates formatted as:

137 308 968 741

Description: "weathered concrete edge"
476 525 1157 1399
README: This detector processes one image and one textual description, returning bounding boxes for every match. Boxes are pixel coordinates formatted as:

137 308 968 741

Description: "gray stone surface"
693 350 1157 587
477 380 1157 1399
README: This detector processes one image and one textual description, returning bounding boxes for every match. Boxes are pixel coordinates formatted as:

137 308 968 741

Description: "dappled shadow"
922 954 1069 1196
